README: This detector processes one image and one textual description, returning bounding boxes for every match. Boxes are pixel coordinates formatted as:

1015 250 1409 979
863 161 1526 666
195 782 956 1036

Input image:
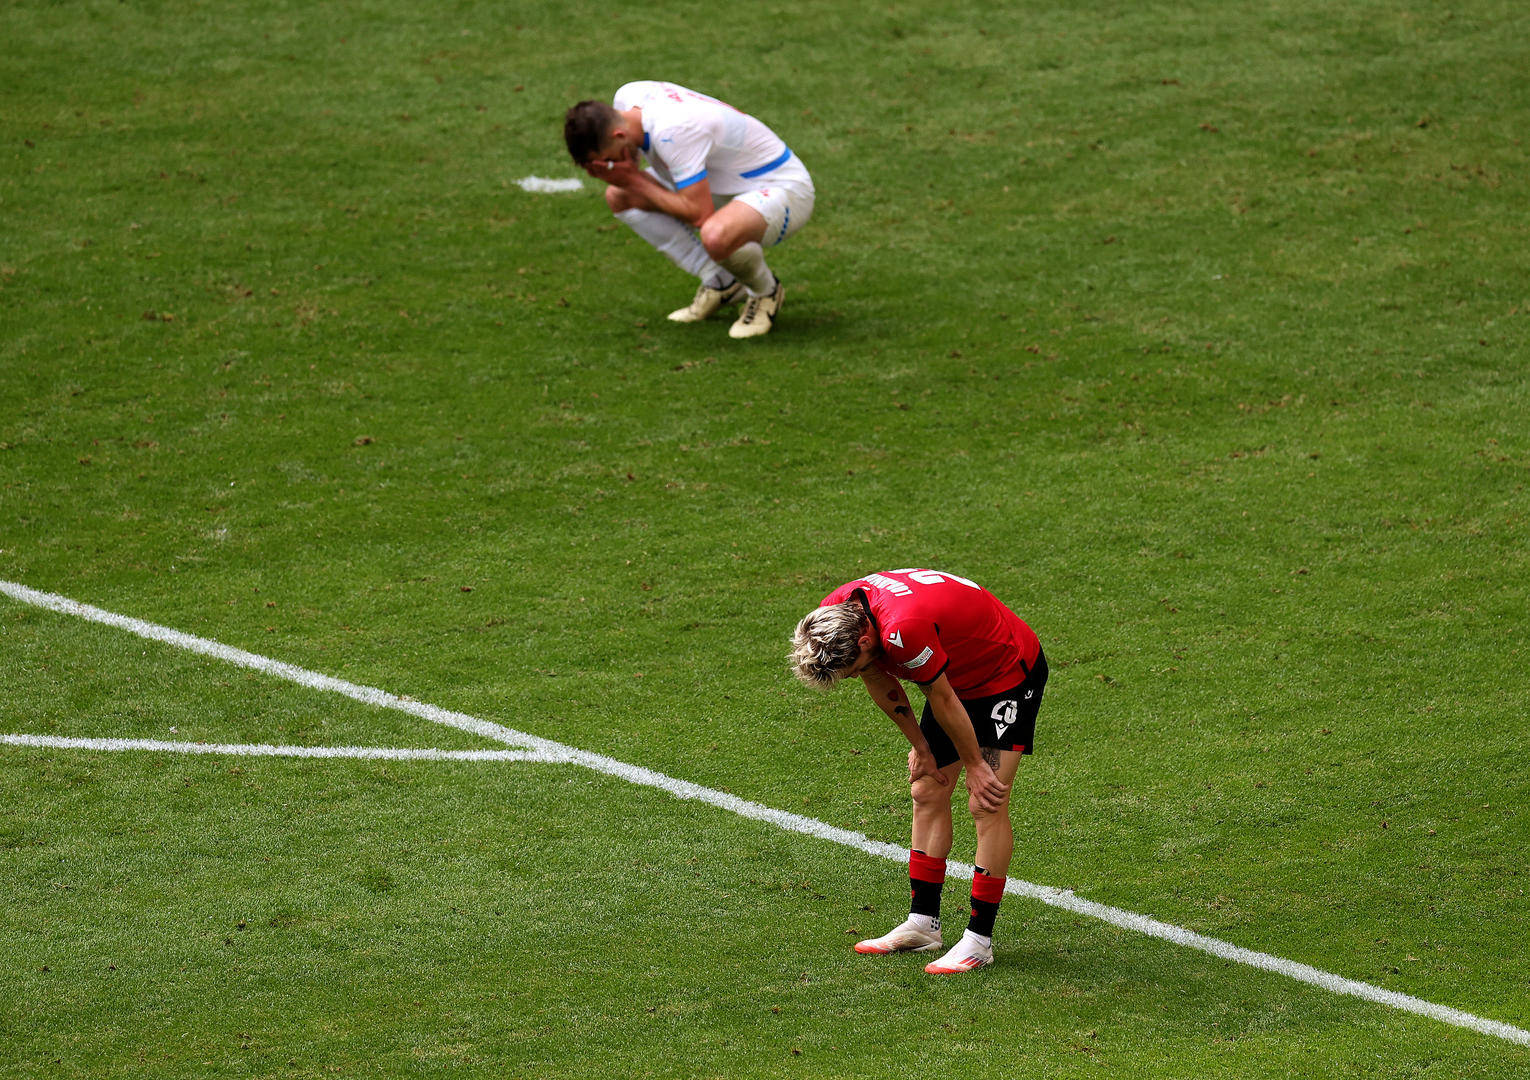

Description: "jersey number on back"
892 569 981 590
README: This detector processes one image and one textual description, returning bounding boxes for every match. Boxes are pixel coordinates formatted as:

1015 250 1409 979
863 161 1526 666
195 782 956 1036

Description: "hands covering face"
582 144 639 185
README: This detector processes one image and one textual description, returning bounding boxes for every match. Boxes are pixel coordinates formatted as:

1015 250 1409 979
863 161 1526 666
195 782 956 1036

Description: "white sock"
960 929 992 951
908 913 939 932
719 241 775 296
614 208 731 286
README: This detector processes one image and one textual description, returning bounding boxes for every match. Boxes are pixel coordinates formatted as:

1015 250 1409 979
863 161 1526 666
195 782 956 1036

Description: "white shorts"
644 166 815 249
731 179 814 248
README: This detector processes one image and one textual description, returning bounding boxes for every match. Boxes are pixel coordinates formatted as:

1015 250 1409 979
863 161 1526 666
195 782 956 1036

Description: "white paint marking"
0 580 539 750
3 578 1527 1047
516 175 584 193
1 733 568 763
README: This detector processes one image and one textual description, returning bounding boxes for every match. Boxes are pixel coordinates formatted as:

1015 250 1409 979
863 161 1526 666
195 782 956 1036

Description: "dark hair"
564 100 619 163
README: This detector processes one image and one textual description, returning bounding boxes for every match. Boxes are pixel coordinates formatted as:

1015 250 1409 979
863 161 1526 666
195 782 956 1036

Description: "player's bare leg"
971 748 1023 876
911 759 962 859
855 761 961 955
699 202 784 338
927 749 1024 975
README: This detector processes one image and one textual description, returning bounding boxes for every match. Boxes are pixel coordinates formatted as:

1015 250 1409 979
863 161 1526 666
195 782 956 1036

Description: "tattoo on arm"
894 706 913 719
981 746 1001 770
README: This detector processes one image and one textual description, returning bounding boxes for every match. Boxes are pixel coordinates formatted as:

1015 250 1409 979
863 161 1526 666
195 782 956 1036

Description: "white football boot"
924 929 994 974
854 916 943 955
727 279 784 338
668 280 744 323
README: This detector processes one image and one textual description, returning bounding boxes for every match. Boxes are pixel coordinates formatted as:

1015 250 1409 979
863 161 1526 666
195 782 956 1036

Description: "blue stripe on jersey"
673 169 708 189
740 146 793 179
642 131 650 152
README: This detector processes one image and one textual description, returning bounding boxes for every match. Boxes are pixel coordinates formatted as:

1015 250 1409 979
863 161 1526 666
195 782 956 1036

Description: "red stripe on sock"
971 874 1006 905
909 850 947 884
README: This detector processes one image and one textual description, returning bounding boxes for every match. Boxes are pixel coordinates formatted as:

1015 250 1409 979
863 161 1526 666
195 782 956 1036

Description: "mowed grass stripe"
5 578 1527 1048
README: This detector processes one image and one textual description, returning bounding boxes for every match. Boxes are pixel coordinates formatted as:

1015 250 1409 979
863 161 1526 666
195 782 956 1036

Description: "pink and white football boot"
924 929 994 974
854 915 943 955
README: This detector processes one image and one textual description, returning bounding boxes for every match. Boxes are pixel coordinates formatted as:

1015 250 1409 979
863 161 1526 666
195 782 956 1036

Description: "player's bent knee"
698 219 738 261
911 776 955 807
604 185 633 213
969 797 1012 822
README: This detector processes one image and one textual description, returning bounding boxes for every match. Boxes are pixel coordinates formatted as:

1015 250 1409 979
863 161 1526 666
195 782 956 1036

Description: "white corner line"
1 733 569 763
2 578 1526 1048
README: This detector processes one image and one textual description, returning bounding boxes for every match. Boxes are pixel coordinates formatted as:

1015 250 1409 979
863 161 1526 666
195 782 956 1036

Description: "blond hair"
789 602 867 690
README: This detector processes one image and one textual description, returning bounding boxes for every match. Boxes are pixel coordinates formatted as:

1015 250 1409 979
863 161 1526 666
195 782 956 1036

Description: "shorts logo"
1024 689 1034 700
991 699 1018 739
903 646 934 670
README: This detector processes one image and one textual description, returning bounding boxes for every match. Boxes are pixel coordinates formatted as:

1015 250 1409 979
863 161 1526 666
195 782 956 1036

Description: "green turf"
3 0 1528 1075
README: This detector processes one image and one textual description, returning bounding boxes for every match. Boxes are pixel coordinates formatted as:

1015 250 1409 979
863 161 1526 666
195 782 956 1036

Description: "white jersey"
612 80 811 197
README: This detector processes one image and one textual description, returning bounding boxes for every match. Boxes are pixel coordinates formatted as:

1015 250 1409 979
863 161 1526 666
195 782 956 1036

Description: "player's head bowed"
790 602 868 690
564 100 622 163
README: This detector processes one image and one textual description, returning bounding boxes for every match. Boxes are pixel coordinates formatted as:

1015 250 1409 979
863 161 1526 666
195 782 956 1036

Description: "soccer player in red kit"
790 569 1047 974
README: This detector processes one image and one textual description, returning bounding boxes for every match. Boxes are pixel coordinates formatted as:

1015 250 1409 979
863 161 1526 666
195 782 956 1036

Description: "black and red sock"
909 849 946 921
968 866 1006 938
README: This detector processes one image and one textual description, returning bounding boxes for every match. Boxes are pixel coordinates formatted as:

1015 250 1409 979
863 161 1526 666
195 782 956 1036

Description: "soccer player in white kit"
563 82 815 339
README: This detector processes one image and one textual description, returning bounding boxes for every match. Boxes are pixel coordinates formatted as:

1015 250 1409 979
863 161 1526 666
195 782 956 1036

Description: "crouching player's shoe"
924 929 994 974
668 280 744 323
728 278 784 338
854 916 943 955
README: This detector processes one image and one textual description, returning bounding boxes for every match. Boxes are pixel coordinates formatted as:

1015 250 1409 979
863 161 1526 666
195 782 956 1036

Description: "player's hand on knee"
964 761 1009 814
908 746 945 787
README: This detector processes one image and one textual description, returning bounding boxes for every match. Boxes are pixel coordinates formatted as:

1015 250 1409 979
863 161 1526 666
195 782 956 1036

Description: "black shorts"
920 649 1047 769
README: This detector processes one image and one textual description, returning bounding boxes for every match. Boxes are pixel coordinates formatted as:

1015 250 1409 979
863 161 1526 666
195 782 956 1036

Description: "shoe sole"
668 301 742 323
854 938 943 954
924 956 993 974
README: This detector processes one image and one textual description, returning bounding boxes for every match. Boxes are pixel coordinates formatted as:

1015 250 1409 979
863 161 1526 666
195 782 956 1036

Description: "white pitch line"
1 732 568 763
0 580 539 750
516 175 584 193
2 578 1527 1048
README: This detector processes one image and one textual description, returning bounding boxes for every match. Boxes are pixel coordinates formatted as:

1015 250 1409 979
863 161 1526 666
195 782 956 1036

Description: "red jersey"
821 569 1041 698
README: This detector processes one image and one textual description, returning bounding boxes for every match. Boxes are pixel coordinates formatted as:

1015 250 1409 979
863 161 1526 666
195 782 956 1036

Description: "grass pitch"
3 0 1529 1076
